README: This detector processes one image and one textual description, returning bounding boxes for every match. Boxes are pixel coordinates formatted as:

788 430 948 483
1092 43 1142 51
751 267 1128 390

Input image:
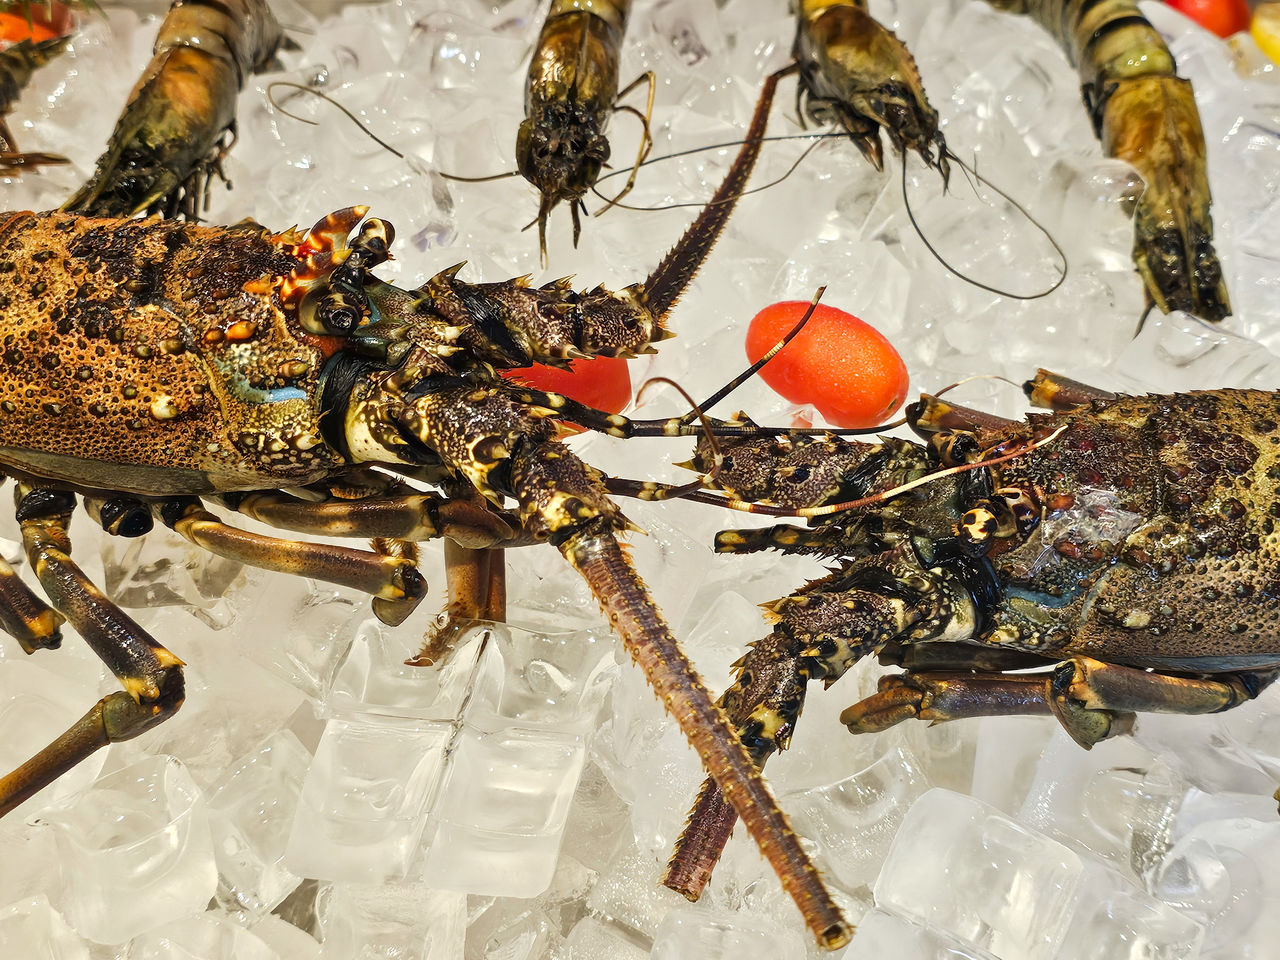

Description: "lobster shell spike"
301 205 371 253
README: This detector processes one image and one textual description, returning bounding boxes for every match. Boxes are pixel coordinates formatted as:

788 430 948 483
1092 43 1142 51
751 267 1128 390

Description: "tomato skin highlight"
1162 0 1251 37
500 355 633 415
745 301 908 429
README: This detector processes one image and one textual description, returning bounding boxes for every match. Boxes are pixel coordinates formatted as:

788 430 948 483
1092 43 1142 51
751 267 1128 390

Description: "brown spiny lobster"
646 370 1280 900
0 62 854 948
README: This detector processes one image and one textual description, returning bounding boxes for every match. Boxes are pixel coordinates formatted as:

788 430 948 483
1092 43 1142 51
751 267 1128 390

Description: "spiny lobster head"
277 208 464 370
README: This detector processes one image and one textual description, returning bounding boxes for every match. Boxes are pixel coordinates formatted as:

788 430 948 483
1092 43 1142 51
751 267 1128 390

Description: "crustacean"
517 0 654 262
62 0 287 219
0 60 856 947
647 369 1280 900
788 0 1227 323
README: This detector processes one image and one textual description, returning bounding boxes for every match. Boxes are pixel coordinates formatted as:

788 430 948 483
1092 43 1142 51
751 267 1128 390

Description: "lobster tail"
559 524 850 950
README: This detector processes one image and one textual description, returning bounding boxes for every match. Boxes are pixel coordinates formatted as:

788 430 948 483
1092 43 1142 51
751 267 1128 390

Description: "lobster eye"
299 288 364 336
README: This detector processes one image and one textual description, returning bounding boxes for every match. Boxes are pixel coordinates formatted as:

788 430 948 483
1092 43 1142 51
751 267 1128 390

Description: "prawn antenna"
901 149 1068 301
266 81 407 161
590 132 843 212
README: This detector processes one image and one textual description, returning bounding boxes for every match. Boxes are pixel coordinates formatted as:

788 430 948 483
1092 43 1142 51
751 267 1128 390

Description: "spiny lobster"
649 369 1280 902
0 63 854 949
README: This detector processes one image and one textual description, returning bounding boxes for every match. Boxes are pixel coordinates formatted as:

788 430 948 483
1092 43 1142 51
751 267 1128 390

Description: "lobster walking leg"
842 659 1278 749
0 553 63 653
224 489 521 547
840 671 1054 734
0 487 186 817
157 498 427 625
406 542 507 668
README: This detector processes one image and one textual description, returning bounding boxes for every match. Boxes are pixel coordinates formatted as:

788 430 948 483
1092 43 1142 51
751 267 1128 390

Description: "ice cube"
585 840 689 941
1020 730 1185 870
284 716 449 883
127 913 282 960
0 894 90 960
1066 862 1205 960
39 755 216 944
207 730 312 917
249 915 322 960
421 622 614 897
554 915 648 960
316 882 465 960
0 659 107 819
325 617 486 720
1151 817 1280 958
875 789 1083 960
785 742 932 895
839 908 999 960
648 905 806 960
422 728 585 897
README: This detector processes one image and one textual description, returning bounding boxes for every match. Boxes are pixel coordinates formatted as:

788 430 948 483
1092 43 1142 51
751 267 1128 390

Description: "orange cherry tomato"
0 2 74 44
1163 0 1251 37
500 355 633 415
745 301 908 429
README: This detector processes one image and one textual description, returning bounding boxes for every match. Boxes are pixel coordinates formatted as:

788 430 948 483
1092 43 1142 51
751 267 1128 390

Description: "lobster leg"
841 658 1279 750
665 557 972 900
0 488 185 818
0 553 63 654
406 542 507 668
156 498 427 626
222 489 522 548
841 671 1054 734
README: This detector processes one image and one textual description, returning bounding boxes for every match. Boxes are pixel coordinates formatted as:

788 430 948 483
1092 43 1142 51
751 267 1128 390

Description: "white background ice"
0 0 1277 958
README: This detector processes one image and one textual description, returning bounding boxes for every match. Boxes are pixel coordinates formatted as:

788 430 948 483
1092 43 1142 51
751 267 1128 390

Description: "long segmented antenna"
642 63 798 320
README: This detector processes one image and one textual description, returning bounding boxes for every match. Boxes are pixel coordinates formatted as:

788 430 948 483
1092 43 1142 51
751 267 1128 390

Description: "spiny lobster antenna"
642 63 798 321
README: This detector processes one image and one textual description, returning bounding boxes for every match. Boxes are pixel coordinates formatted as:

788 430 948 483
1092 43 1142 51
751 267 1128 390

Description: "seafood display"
0 0 1276 958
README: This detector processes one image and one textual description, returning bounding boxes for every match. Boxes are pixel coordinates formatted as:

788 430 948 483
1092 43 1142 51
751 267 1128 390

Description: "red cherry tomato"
745 301 908 429
1163 0 1251 37
500 355 633 415
0 3 74 44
